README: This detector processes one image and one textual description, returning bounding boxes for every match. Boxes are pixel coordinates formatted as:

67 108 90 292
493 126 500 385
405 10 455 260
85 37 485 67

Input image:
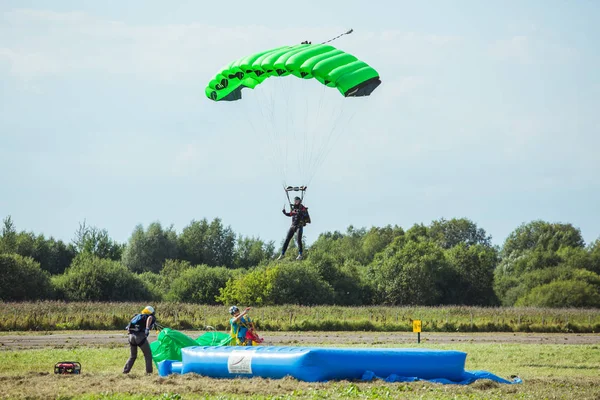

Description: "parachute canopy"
205 43 381 102
150 328 233 365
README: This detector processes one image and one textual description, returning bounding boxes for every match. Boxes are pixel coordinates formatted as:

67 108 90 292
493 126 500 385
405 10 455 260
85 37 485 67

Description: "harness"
230 316 253 346
128 334 148 347
125 314 156 346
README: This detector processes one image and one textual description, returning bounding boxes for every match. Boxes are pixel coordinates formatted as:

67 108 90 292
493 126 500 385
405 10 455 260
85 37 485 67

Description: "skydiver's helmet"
142 305 155 315
293 196 302 208
229 306 239 315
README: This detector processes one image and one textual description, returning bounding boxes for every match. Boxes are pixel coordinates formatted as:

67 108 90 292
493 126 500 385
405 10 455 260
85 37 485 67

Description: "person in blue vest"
123 305 157 374
229 305 265 345
229 305 251 345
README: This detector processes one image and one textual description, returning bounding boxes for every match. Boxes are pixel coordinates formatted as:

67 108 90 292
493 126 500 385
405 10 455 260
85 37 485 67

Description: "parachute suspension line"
304 83 328 184
267 84 286 181
301 95 310 184
307 100 355 186
309 93 369 187
321 28 354 44
316 107 355 176
281 78 292 184
303 94 342 183
254 82 286 185
241 88 282 183
314 112 357 181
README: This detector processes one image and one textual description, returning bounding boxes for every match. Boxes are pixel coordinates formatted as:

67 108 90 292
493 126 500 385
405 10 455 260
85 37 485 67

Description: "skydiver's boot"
296 253 303 261
277 254 284 261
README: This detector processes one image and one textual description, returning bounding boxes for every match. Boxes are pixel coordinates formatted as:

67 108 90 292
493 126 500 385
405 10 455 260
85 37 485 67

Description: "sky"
1 0 599 248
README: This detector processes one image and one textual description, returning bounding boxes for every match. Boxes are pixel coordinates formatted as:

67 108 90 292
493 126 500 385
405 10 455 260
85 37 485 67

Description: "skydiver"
123 305 157 374
278 196 311 260
229 306 263 346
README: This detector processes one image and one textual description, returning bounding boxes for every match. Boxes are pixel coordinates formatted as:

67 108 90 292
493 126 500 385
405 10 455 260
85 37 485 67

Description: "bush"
137 271 165 301
167 265 237 304
0 253 53 300
515 279 600 308
370 240 450 305
218 262 334 306
53 254 152 301
310 258 372 305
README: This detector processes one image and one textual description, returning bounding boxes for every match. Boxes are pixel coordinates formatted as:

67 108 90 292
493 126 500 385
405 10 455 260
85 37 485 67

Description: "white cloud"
0 9 462 84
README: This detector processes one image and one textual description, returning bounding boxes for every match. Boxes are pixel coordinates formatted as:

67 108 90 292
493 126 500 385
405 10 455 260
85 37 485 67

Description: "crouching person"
229 305 263 346
123 305 156 374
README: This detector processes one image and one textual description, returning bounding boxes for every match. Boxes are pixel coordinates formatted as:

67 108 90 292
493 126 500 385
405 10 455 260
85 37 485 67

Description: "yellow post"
413 320 422 343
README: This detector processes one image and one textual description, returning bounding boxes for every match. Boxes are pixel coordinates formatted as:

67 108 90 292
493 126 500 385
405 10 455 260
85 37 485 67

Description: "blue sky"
1 0 599 248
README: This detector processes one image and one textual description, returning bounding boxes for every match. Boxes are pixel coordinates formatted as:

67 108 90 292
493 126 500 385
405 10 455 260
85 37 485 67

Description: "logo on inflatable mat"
228 350 255 374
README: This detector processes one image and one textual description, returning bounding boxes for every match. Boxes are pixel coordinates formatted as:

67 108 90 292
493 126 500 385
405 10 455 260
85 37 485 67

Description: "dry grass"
1 373 599 400
1 301 599 333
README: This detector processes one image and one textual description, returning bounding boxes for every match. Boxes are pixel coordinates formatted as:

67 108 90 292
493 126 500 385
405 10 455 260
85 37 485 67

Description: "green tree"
54 254 151 301
515 279 600 308
43 238 77 275
234 236 275 269
429 218 492 249
404 223 429 243
494 249 562 305
555 246 593 271
178 219 209 265
309 257 372 305
587 238 600 274
445 243 498 305
370 239 450 305
122 222 178 273
361 225 404 262
502 220 585 257
137 271 165 301
73 221 124 261
318 227 365 262
501 266 600 306
5 228 75 275
160 259 194 285
0 215 17 253
178 218 236 268
168 265 237 304
0 253 53 300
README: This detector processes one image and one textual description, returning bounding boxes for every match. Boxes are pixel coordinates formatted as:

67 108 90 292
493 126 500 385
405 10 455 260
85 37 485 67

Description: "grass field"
2 302 599 333
1 332 599 399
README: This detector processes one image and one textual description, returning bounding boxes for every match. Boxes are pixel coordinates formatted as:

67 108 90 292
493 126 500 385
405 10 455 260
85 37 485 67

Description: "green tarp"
150 328 234 364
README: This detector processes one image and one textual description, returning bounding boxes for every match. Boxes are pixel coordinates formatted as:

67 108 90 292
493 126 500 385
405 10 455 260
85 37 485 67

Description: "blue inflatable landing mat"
157 346 521 385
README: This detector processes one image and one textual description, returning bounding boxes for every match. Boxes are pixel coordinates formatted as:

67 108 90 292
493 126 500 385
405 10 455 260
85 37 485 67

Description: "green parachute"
204 35 381 196
150 328 233 365
205 43 381 102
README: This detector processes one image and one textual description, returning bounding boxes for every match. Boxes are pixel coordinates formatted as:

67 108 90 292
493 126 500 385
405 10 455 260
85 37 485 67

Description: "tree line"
1 216 599 308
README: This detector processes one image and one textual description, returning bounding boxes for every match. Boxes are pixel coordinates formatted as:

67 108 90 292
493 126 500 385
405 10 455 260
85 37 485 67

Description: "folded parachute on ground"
205 43 381 102
151 328 234 365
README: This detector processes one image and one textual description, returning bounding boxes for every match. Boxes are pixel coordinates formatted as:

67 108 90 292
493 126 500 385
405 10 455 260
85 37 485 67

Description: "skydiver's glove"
145 328 150 336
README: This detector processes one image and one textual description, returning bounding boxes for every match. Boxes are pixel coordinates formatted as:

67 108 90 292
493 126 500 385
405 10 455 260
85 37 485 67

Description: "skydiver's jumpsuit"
281 205 309 255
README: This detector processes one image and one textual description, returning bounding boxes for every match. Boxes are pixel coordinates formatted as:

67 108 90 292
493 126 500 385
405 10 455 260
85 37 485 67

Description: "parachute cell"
206 43 381 102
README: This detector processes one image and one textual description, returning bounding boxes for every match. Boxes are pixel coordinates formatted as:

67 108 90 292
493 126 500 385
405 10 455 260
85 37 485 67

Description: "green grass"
1 301 599 333
0 340 599 399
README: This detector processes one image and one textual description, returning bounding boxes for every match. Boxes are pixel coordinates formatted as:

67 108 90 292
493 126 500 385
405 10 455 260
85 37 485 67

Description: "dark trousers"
123 333 153 373
282 225 303 255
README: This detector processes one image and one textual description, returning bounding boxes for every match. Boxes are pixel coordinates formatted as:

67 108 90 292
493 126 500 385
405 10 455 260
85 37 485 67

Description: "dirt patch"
1 331 598 350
